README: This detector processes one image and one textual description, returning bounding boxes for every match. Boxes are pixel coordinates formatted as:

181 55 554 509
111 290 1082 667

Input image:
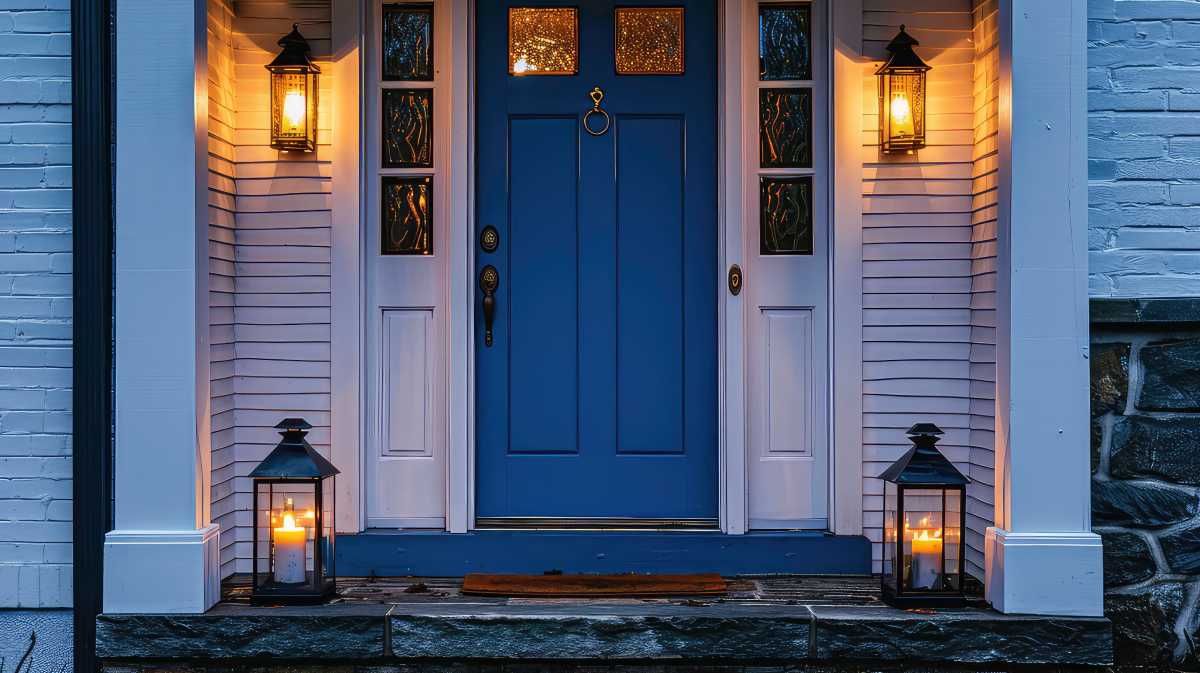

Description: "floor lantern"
250 418 339 605
880 423 969 608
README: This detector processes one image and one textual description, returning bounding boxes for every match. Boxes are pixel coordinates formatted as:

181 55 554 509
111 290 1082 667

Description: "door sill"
474 517 720 531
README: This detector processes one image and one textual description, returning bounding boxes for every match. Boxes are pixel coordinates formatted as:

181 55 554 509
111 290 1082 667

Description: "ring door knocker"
583 86 610 137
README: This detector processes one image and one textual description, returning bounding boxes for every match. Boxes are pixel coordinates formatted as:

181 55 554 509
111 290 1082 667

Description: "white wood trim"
447 0 475 533
718 0 747 535
331 0 365 534
830 0 864 536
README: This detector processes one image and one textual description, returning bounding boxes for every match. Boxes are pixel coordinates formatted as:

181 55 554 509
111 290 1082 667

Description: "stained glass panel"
383 4 433 81
759 3 811 81
759 88 811 168
382 176 432 255
383 89 433 168
614 7 685 75
508 7 579 75
760 176 813 255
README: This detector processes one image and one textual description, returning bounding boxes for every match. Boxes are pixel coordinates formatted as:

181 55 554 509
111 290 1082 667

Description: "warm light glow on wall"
876 25 931 155
266 24 320 152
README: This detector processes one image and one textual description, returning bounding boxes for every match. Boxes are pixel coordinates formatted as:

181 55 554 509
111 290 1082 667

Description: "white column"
985 0 1102 617
104 0 219 614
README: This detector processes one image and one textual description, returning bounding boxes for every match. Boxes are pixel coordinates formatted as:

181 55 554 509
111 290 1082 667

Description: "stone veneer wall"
1091 298 1200 668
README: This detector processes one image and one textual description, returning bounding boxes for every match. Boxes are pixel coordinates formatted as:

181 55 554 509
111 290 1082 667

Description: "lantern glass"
270 67 318 152
879 68 925 154
252 475 336 603
883 482 967 606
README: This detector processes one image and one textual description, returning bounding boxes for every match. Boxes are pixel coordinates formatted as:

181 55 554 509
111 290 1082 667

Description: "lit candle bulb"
282 91 306 132
273 498 307 584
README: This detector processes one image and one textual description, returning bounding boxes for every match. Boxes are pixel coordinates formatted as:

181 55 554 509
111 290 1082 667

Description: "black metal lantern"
266 24 320 152
880 423 969 608
876 25 931 154
250 418 338 605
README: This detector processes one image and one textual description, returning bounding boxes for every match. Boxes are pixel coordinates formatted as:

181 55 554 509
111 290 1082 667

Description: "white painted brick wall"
0 0 72 609
1089 0 1200 296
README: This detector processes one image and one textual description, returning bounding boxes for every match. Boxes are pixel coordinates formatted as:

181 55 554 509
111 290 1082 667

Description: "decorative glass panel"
508 7 579 75
383 89 433 168
383 4 433 81
382 176 432 255
759 3 811 81
614 7 685 75
760 176 813 255
759 88 811 168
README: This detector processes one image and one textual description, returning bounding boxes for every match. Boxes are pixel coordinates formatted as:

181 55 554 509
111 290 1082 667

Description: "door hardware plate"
480 226 500 253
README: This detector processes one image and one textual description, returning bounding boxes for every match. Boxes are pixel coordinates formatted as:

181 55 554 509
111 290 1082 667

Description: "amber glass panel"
383 89 432 168
615 7 685 75
759 3 811 81
760 176 813 255
382 176 432 255
508 8 578 75
383 4 433 81
759 88 811 168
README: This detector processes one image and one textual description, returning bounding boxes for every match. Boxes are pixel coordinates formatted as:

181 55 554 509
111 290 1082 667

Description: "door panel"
508 116 579 454
616 116 684 455
475 0 717 520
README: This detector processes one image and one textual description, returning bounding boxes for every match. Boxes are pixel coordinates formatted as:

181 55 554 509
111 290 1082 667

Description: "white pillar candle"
273 508 307 584
909 530 942 590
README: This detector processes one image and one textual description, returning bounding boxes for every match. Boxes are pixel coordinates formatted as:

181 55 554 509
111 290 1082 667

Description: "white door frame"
330 0 863 536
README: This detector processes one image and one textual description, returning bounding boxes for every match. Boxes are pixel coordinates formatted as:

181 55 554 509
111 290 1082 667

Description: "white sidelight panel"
744 0 831 531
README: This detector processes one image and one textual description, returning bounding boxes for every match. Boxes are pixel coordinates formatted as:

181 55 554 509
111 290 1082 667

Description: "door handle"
480 265 499 347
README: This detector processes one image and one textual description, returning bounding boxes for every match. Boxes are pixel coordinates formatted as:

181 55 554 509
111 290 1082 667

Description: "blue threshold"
336 530 872 577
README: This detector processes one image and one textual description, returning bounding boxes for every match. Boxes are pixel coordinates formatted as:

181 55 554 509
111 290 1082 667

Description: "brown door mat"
461 573 727 597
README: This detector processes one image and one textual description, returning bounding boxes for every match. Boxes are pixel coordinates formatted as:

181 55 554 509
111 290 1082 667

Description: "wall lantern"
266 24 320 152
876 25 931 154
879 423 969 608
250 418 339 605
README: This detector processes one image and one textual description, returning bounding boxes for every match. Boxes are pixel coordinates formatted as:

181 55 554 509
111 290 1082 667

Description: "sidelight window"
757 2 815 255
379 3 436 255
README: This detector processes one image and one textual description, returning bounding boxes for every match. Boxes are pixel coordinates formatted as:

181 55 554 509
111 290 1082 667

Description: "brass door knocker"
583 86 610 137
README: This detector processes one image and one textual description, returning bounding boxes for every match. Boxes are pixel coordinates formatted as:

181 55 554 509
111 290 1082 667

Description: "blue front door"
475 0 717 521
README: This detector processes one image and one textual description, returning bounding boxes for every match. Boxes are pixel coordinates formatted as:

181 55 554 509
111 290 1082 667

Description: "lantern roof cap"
267 24 321 72
875 24 932 74
249 417 339 479
878 423 969 485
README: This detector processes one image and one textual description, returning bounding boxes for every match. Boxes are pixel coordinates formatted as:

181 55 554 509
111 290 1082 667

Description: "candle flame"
277 511 303 532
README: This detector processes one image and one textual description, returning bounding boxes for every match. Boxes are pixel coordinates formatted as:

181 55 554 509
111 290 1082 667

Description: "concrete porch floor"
96 575 1112 668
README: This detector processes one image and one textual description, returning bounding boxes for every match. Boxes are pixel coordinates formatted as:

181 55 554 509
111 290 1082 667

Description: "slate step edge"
96 606 1113 666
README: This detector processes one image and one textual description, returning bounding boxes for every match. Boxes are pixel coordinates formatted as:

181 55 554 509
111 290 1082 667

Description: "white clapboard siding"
208 0 240 576
967 0 999 581
861 0 977 574
198 0 336 576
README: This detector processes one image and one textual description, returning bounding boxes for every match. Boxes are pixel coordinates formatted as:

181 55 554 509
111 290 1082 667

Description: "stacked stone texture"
1092 329 1200 667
